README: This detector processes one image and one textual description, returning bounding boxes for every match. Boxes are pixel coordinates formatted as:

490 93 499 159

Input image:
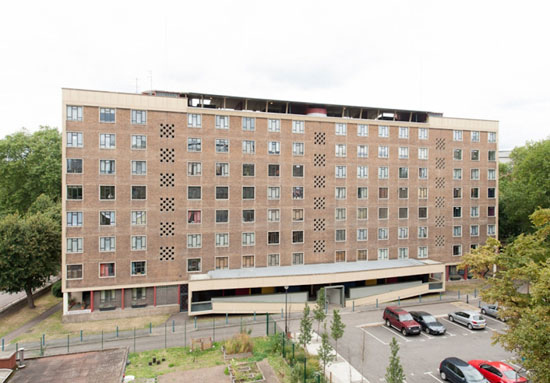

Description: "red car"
468 360 527 383
382 306 421 336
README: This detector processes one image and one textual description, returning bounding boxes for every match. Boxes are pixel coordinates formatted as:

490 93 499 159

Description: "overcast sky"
1 0 549 149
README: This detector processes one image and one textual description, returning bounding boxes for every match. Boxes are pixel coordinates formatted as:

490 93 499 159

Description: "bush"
224 333 254 354
51 280 62 298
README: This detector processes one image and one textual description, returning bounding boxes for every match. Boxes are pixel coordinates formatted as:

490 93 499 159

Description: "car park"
409 311 446 335
448 310 486 330
468 360 527 383
382 306 421 336
481 304 506 322
439 357 489 382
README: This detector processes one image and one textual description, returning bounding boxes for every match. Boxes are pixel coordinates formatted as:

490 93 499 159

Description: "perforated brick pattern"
435 177 445 189
160 148 175 163
435 235 445 247
435 158 446 169
314 175 326 188
314 132 326 145
160 123 175 138
313 240 326 253
314 154 326 167
160 173 175 187
313 197 326 210
160 197 175 212
435 216 445 227
435 196 445 208
313 218 326 232
160 222 175 237
159 246 175 261
435 138 446 150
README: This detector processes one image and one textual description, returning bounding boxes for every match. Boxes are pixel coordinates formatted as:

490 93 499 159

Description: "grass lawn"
445 278 485 294
0 294 61 339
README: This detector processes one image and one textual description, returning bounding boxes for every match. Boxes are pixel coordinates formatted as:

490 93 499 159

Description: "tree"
0 196 61 308
458 237 500 279
298 303 312 352
462 208 550 382
317 323 335 379
330 309 345 356
0 127 61 215
313 287 326 338
385 337 405 383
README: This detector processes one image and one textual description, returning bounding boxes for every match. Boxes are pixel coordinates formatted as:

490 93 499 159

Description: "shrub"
51 280 62 298
224 333 254 354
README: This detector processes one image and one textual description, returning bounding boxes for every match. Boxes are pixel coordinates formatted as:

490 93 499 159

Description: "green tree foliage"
298 303 312 351
313 288 326 337
462 208 550 382
330 309 345 356
0 127 61 215
499 139 550 242
0 202 61 308
385 337 405 383
318 323 335 379
458 237 500 279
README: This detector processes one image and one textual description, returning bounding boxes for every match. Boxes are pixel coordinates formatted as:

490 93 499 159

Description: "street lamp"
284 286 289 336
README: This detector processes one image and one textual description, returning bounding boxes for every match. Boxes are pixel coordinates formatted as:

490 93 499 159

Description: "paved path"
3 301 62 342
0 292 27 311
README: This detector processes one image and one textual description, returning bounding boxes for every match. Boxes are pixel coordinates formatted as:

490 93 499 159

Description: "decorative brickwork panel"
160 148 175 163
314 132 326 145
435 177 445 189
313 197 326 210
435 138 446 150
160 222 175 237
435 235 445 247
160 123 175 138
313 175 326 188
435 158 446 169
435 216 445 227
313 240 326 253
160 197 175 212
313 218 326 232
435 196 445 208
313 154 326 167
159 246 175 261
160 173 175 187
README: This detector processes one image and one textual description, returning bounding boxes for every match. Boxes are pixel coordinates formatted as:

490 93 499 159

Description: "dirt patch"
258 359 279 383
158 365 230 383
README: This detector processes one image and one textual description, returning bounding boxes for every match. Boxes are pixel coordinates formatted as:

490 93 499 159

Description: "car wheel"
424 327 430 334
449 315 454 322
385 319 391 327
467 323 473 330
481 309 486 314
402 328 407 336
440 371 447 381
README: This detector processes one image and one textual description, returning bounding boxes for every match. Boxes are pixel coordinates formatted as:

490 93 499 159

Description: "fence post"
226 313 228 325
1 338 3 352
101 331 104 350
376 298 378 308
80 330 83 342
172 320 175 333
194 317 197 329
42 334 45 347
478 300 481 308
419 294 422 303
133 328 136 353
273 320 276 334
292 342 295 360
458 290 461 300
266 313 269 336
15 343 18 356
116 326 119 338
165 322 167 349
352 301 355 312
149 322 152 334
303 357 307 383
39 338 43 356
240 316 243 333
474 288 477 298
281 308 284 319
398 297 400 306
254 311 256 321
282 332 285 358
466 294 469 304
440 292 442 301
67 334 70 353
213 317 216 343
184 320 187 347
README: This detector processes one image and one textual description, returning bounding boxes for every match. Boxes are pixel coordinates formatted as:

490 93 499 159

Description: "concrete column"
153 286 157 307
121 289 125 310
63 292 69 315
90 291 94 312
463 266 468 280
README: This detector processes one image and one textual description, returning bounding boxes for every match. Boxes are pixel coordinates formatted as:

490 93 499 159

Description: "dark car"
383 306 421 336
410 311 446 335
440 357 489 382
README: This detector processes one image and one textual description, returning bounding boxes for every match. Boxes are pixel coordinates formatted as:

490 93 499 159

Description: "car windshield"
502 370 520 379
399 314 413 321
473 315 484 321
423 315 437 323
462 366 485 380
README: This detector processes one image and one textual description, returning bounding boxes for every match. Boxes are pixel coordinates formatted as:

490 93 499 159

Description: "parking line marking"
360 328 388 346
441 318 476 334
355 321 385 328
380 325 412 342
424 372 444 382
486 326 499 331
420 331 434 340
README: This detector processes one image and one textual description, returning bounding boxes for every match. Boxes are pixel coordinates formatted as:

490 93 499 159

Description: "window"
454 187 462 199
453 149 462 160
292 120 305 134
100 290 116 303
471 131 480 142
243 255 255 268
66 238 83 253
99 236 115 252
99 262 115 277
131 161 146 175
357 207 368 220
67 132 83 147
418 246 428 259
131 110 146 124
131 135 147 149
268 231 280 245
99 160 115 175
378 126 389 138
488 187 496 199
335 123 347 136
453 130 463 141
335 229 346 242
293 142 305 156
100 134 116 149
268 164 280 177
216 186 229 200
243 163 255 177
357 250 368 262
419 207 428 219
292 231 304 244
215 115 229 129
453 225 462 237
335 208 346 221
453 206 462 218
99 185 115 200
293 209 304 222
418 148 428 160
470 225 479 237
398 127 409 139
357 166 368 179
488 150 496 161
187 258 201 272
471 168 480 180
357 187 368 199
242 232 255 246
188 186 201 199
100 211 115 226
398 187 408 199
293 186 304 199
357 124 368 137
268 119 281 132
357 229 368 241
378 146 389 158
335 144 346 157
215 257 229 270
488 132 497 143
354 144 370 159
131 186 146 200
418 128 428 140
378 167 388 179
131 211 146 225
188 162 202 176
99 108 115 123
399 207 408 219
418 187 428 199
67 105 83 121
268 141 280 155
488 169 496 180
131 236 146 251
378 228 388 240
293 252 304 265
398 227 408 239
188 113 201 128
67 159 82 174
216 210 229 223
453 169 462 180
268 187 280 200
418 226 428 239
452 245 462 256
488 206 496 217
471 150 480 161
268 209 280 222
379 207 388 220
335 187 346 200
418 167 428 179
188 210 201 224
268 254 280 267
398 167 409 179
131 261 146 276
378 248 389 260
67 212 82 227
215 233 229 247
487 224 496 236
242 117 255 131
216 163 229 177
187 234 202 248
243 186 255 200
471 206 479 218
216 139 229 153
336 251 346 262
398 248 409 259
293 164 304 177
188 138 201 152
67 264 83 279
242 140 255 154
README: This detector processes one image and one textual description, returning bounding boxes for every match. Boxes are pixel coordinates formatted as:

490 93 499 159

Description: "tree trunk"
25 285 35 309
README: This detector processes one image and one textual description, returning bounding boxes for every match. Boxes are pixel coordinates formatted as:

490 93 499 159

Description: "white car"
448 310 486 330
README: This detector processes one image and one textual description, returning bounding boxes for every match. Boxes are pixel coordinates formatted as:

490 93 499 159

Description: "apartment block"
62 89 498 320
